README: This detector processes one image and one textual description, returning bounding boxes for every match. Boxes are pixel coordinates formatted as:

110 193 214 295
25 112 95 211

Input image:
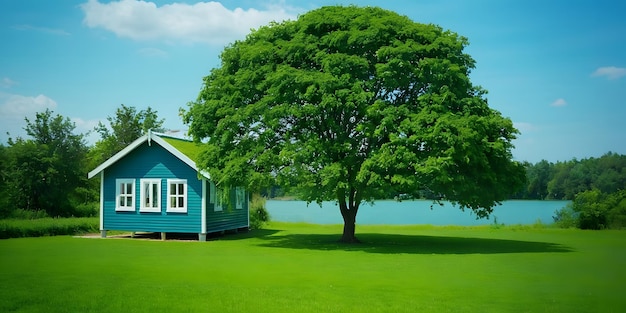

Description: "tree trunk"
338 187 361 243
340 209 359 243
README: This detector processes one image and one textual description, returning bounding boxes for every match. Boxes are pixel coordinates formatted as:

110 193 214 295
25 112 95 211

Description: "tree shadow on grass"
252 231 574 255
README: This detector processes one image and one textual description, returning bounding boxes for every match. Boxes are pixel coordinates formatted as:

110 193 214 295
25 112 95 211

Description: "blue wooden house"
88 131 249 241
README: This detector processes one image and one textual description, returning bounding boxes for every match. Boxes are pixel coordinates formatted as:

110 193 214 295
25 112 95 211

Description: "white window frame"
167 179 187 213
235 187 245 210
115 179 135 212
140 179 161 213
211 182 223 212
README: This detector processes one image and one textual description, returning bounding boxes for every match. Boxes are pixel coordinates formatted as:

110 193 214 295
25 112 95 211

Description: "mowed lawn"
1 222 625 313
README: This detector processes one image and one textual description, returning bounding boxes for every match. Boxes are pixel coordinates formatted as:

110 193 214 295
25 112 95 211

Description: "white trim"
115 179 135 212
88 135 149 179
201 179 207 234
166 179 187 213
99 171 104 231
88 133 210 180
140 179 161 213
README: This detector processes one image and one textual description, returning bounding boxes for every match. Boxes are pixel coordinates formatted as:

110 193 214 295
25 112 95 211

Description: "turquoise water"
266 200 571 226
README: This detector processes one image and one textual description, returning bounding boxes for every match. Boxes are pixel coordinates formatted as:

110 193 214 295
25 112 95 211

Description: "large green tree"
183 6 525 242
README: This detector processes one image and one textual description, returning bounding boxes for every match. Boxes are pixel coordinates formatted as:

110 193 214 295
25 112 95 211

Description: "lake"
266 200 571 226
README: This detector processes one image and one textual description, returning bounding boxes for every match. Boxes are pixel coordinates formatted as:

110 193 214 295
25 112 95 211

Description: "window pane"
170 197 176 208
119 196 124 207
170 184 176 195
152 183 158 207
178 184 184 195
178 197 184 208
126 183 132 194
144 183 150 206
126 196 132 207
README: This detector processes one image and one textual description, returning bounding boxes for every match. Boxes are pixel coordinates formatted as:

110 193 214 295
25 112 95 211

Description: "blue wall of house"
102 142 202 233
205 185 249 233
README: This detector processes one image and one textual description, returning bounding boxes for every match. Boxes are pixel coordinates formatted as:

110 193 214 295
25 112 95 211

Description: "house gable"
88 131 208 179
101 140 203 233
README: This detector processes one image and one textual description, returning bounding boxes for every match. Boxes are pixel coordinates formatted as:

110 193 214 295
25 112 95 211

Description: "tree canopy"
183 6 525 242
514 152 626 200
2 109 89 217
90 104 165 166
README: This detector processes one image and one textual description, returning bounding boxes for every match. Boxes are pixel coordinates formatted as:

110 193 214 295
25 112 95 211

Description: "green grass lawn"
1 222 624 312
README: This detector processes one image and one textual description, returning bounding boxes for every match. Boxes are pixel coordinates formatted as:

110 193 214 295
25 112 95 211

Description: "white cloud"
12 24 70 36
591 66 626 80
0 93 103 144
0 93 58 141
71 117 100 132
80 0 298 45
550 98 567 107
137 47 168 58
1 77 17 88
0 93 57 117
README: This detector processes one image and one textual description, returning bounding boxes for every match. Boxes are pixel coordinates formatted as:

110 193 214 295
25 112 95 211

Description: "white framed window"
210 182 223 212
140 179 161 213
115 179 135 212
167 179 187 213
235 187 245 210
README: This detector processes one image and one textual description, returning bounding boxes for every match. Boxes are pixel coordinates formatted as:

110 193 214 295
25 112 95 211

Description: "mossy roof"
162 136 203 163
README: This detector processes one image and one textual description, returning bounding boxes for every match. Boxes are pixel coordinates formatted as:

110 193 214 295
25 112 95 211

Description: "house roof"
87 131 209 179
162 136 204 163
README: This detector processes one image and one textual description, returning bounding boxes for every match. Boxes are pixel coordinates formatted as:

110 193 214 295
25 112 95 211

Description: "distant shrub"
553 205 578 228
10 208 50 219
574 189 610 229
606 190 626 229
69 203 99 217
0 217 99 239
555 189 626 230
249 193 270 230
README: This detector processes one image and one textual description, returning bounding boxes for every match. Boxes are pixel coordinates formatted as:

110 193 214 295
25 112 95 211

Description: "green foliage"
2 109 91 217
249 193 270 229
516 152 626 200
562 189 626 230
183 6 525 240
0 217 98 239
91 104 165 164
9 208 50 219
0 144 10 218
572 189 609 229
552 205 578 228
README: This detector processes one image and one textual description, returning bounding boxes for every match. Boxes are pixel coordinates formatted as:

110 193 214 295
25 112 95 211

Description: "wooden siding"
205 185 249 233
102 142 202 233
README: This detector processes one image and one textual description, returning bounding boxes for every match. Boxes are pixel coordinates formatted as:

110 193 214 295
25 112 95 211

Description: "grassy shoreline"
1 222 624 312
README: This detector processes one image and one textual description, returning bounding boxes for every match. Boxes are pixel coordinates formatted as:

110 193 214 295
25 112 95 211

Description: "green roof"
162 136 203 163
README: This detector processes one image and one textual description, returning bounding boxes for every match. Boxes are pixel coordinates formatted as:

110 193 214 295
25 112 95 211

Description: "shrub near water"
553 189 626 229
249 193 270 230
0 217 98 239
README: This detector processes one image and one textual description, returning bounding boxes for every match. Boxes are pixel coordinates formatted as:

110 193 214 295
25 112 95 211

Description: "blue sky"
1 0 624 163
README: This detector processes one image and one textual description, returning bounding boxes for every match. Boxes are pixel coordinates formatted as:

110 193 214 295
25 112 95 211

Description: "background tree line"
1 105 624 229
512 153 626 200
0 105 163 218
